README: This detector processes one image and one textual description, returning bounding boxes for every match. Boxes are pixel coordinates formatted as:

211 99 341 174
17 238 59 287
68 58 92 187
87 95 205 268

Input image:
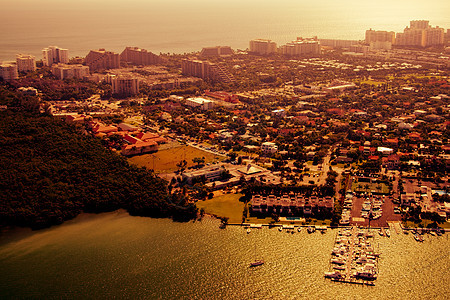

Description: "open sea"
0 211 449 299
1 0 449 61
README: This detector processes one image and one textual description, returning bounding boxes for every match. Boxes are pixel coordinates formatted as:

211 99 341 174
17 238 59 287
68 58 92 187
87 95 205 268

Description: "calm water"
0 210 448 299
1 0 450 61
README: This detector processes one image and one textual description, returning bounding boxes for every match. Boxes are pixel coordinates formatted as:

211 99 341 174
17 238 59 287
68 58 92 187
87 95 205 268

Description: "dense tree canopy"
0 109 196 229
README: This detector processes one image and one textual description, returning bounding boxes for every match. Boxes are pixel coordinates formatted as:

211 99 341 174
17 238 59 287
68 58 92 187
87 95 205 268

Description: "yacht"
353 270 377 280
307 226 316 234
324 271 344 279
385 229 391 237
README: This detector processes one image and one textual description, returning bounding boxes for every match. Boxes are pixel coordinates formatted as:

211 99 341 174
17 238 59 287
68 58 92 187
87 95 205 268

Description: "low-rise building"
185 97 215 110
261 142 278 154
182 165 227 184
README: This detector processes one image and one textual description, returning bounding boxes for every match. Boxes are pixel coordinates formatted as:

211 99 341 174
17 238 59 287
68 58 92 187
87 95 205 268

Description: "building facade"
120 47 162 65
279 37 321 56
110 76 140 96
185 97 214 110
261 142 278 154
395 20 445 47
42 46 69 66
0 63 19 81
249 39 277 55
181 59 234 83
51 63 90 80
365 29 396 45
16 54 36 72
85 49 120 72
200 46 234 57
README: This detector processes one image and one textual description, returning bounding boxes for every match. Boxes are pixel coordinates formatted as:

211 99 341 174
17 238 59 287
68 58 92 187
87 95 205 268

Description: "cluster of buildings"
250 193 334 218
365 20 447 48
249 37 321 56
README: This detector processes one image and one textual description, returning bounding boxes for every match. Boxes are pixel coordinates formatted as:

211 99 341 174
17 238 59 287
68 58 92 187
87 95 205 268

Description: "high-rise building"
51 63 90 80
16 54 36 72
395 20 444 47
0 62 19 81
120 47 163 65
42 46 69 66
110 76 140 96
249 39 277 55
279 37 321 56
200 46 234 57
365 29 396 45
181 59 234 83
85 49 120 72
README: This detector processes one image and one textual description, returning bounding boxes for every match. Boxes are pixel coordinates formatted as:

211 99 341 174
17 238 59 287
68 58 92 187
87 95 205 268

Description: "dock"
325 226 379 285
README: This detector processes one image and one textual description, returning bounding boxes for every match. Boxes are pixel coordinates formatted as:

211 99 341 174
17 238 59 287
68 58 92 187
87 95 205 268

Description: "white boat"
278 226 283 232
429 231 436 236
307 226 316 234
331 258 346 265
246 228 251 234
378 229 384 236
385 229 390 237
297 227 302 232
324 271 344 279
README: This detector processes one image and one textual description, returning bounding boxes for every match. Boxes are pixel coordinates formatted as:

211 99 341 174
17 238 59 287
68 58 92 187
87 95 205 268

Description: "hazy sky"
1 0 449 60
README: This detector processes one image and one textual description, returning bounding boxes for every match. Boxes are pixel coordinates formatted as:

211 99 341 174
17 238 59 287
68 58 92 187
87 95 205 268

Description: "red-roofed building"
382 154 399 170
122 140 158 156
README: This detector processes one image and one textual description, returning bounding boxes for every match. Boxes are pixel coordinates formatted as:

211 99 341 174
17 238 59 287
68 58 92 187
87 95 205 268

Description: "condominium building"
111 76 140 96
395 20 445 47
249 39 277 55
16 54 36 72
181 59 234 83
0 62 19 81
120 47 162 65
42 46 69 66
85 49 120 72
200 46 234 57
279 37 321 56
365 29 396 44
51 63 90 80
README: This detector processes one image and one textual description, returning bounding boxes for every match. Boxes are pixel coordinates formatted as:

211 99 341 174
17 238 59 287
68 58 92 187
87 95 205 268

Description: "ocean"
0 211 449 299
1 0 449 61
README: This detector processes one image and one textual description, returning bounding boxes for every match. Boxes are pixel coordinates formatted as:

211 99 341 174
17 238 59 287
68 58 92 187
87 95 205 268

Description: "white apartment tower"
42 46 69 66
16 54 36 72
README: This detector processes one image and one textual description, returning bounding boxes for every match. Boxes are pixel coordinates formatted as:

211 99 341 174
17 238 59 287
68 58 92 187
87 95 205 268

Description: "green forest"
0 88 197 228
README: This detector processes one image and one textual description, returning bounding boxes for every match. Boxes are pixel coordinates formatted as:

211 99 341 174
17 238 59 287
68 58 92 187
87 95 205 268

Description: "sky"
0 0 449 60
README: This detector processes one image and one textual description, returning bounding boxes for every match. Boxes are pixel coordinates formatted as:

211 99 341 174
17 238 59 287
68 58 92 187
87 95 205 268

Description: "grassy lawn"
128 145 225 173
359 80 384 86
196 193 244 224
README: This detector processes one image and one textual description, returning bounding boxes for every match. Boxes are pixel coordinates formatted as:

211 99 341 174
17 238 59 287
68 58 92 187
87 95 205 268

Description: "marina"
325 226 379 286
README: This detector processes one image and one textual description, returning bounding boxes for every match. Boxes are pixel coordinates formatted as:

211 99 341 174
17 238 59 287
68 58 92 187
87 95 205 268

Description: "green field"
128 145 225 173
196 193 244 224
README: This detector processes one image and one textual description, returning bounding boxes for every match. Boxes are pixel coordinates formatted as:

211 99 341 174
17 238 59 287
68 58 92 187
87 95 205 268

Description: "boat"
250 260 264 267
246 228 251 234
297 227 302 232
413 233 423 242
385 229 390 237
324 271 344 279
278 226 283 232
378 229 384 236
403 229 409 235
353 270 377 280
331 258 346 265
333 265 346 270
429 231 436 236
307 226 316 234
